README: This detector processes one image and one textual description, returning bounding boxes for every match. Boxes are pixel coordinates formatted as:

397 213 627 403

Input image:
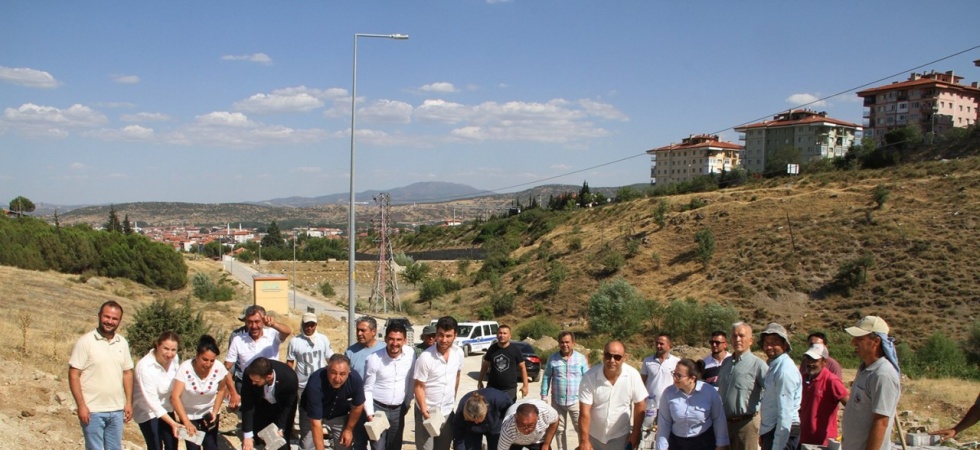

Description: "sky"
2 1 979 206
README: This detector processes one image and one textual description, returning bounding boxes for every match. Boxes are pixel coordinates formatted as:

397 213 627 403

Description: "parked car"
382 317 413 344
511 341 542 382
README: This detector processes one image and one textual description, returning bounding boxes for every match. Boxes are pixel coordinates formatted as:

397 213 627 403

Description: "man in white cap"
841 316 900 450
799 343 847 446
288 312 334 450
758 323 801 450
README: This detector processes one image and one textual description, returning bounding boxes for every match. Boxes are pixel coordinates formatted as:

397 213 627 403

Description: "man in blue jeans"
69 300 135 450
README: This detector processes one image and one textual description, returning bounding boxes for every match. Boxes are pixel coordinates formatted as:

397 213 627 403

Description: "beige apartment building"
734 109 861 175
857 70 980 144
647 134 742 186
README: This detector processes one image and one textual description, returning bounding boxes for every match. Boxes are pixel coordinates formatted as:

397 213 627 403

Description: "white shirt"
498 399 559 450
413 345 464 416
579 363 647 444
263 370 278 404
640 354 680 411
175 359 228 420
287 332 333 389
225 327 283 372
133 350 179 423
702 352 729 370
364 347 416 416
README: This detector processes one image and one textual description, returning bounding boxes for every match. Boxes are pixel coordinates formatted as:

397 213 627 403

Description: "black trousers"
760 425 801 450
668 425 716 450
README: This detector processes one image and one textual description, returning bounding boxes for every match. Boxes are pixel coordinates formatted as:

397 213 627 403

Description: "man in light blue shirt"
346 316 387 450
540 331 589 450
758 323 801 450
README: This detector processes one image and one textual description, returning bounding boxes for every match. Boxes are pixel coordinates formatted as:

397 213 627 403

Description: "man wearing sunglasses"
701 331 729 386
578 341 646 450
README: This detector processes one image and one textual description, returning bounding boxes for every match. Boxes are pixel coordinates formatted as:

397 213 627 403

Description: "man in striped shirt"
497 400 559 450
540 331 588 450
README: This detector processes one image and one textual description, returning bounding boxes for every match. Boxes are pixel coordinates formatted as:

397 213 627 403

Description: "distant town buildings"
646 134 742 185
857 70 980 144
734 109 861 175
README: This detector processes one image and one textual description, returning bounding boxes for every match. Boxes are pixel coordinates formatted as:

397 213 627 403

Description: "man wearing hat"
416 325 437 356
799 343 848 446
758 323 801 450
841 316 900 450
288 312 335 450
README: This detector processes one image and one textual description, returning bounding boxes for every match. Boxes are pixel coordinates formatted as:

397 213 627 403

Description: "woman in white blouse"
172 335 228 450
656 359 730 450
133 331 181 450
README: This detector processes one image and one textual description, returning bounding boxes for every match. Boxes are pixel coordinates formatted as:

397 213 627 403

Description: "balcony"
863 97 876 106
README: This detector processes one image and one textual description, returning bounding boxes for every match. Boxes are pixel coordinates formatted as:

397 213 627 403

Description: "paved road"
222 256 349 322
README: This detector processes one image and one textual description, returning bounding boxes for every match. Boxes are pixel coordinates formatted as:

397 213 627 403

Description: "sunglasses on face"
710 340 726 345
603 352 624 361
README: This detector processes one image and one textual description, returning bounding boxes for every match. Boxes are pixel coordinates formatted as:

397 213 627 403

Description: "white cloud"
578 99 629 121
196 111 254 127
295 166 322 173
359 100 413 124
418 82 459 94
221 53 273 66
786 93 826 107
83 125 156 141
111 74 140 84
2 103 107 137
0 66 60 88
69 162 89 170
120 112 170 122
234 92 324 114
415 99 470 124
273 86 348 99
450 99 609 143
96 102 137 109
551 163 572 170
173 111 327 148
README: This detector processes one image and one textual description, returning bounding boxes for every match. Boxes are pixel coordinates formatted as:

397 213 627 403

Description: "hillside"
394 156 980 350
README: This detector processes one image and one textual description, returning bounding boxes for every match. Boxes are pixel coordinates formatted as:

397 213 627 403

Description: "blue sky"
2 1 979 205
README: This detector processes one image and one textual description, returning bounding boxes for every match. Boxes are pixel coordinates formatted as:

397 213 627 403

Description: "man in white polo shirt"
288 312 334 450
579 340 647 450
414 316 464 450
497 399 559 450
225 305 292 406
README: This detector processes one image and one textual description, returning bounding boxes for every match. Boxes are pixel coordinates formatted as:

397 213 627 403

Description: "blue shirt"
759 353 802 450
346 341 386 378
540 350 589 406
303 368 365 421
452 388 514 439
655 381 730 450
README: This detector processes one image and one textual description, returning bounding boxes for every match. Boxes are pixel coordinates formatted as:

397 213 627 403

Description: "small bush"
587 278 653 340
127 298 218 360
872 184 889 209
905 332 976 379
516 316 561 340
832 254 875 296
653 200 670 228
568 236 583 251
695 229 715 269
191 273 234 302
599 244 625 275
490 292 516 316
661 298 738 346
477 305 495 321
319 281 336 297
547 261 568 295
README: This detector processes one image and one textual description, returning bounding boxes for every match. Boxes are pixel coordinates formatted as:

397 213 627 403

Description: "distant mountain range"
254 181 489 207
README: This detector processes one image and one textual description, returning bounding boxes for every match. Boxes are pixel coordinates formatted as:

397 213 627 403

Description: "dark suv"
383 317 414 344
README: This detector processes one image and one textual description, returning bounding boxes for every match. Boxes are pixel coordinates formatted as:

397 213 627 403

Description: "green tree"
104 205 122 233
765 145 802 177
653 199 670 228
578 181 593 207
127 298 218 360
872 184 889 209
547 261 567 295
695 228 715 269
8 196 36 214
122 214 133 234
203 240 223 259
402 261 432 288
261 220 287 249
587 278 652 339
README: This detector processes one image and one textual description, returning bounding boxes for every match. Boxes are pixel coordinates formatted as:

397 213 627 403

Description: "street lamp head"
390 34 409 40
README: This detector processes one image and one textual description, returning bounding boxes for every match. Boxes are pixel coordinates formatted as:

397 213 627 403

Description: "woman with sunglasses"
172 335 228 450
655 359 729 450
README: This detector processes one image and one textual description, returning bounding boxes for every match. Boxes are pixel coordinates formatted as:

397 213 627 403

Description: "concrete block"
258 423 287 449
905 433 940 446
365 412 390 441
423 409 445 437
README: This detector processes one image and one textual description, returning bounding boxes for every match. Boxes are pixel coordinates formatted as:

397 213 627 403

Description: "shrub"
490 292 516 316
568 236 583 251
477 305 495 321
587 278 652 339
832 254 875 296
872 184 889 209
547 261 568 295
653 200 670 228
319 281 336 297
598 244 625 275
615 186 643 203
516 316 561 340
127 298 218 360
905 332 976 379
661 298 738 345
191 273 234 302
695 229 715 269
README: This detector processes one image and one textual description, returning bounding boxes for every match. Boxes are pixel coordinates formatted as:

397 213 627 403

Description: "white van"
428 319 499 356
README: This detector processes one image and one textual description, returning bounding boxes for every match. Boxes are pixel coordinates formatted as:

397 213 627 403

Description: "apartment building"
734 109 860 175
646 134 742 185
857 70 980 144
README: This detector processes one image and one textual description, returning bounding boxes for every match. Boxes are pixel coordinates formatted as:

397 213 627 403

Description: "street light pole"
348 32 408 347
292 236 297 310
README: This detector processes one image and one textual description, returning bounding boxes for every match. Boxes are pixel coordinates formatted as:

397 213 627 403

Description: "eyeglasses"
603 352 624 361
710 340 726 345
671 371 691 379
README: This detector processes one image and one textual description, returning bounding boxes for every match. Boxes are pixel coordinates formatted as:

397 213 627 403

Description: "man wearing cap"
717 322 768 450
288 312 334 450
759 322 802 450
799 343 847 446
416 326 437 356
799 332 843 381
842 316 900 450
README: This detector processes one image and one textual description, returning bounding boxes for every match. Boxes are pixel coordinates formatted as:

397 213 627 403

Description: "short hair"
463 392 488 422
656 332 672 343
195 335 220 356
516 403 539 417
385 322 408 339
245 357 273 378
710 330 728 339
676 358 700 379
731 321 752 333
356 316 378 331
327 353 351 369
498 324 511 332
244 305 266 319
99 300 124 316
807 332 828 344
154 331 181 349
436 316 458 334
557 331 575 342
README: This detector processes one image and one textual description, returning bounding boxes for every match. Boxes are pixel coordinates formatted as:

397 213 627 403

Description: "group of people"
67 302 976 450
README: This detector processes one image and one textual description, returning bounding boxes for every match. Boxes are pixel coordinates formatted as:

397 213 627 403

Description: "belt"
374 400 403 410
727 412 757 423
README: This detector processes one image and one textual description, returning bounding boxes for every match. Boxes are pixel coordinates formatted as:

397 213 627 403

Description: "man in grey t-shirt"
841 316 900 450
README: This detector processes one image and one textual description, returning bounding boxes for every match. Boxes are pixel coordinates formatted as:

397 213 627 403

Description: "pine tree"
105 205 122 233
123 214 133 234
